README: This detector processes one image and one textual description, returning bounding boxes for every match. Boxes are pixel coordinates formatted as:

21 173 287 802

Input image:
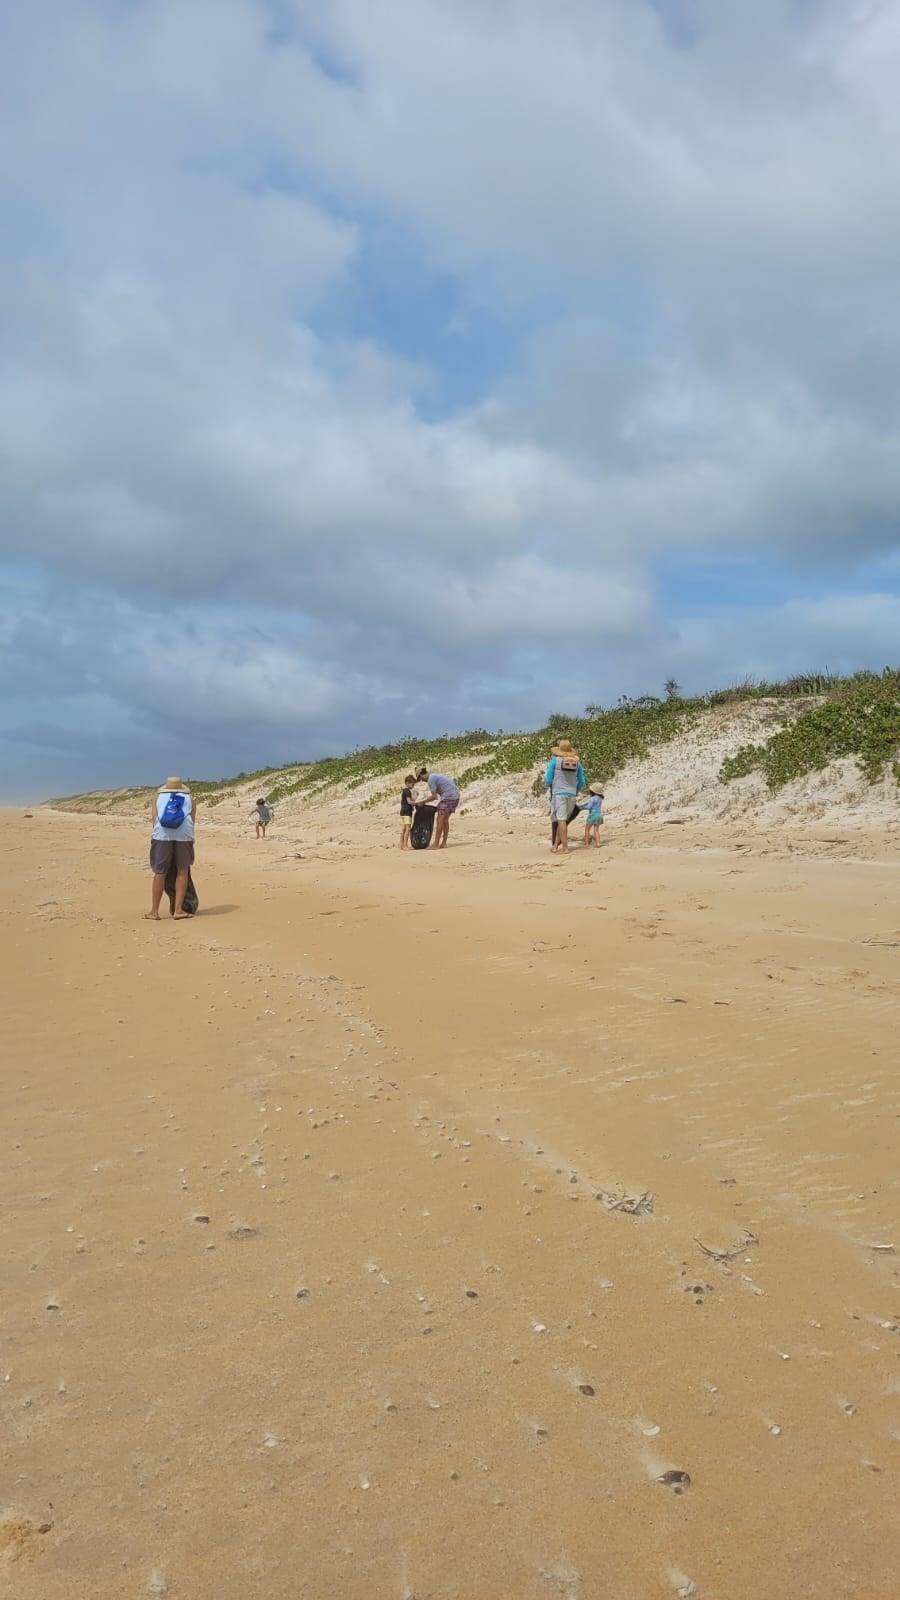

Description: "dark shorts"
436 796 459 817
150 840 195 875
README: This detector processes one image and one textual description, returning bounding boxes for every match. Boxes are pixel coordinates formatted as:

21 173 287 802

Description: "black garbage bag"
164 861 199 915
410 804 436 850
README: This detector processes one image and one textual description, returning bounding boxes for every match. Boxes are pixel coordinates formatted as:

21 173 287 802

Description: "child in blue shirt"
583 784 604 847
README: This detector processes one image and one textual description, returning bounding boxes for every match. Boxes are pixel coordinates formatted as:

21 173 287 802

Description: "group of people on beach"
397 745 603 854
144 743 601 918
399 766 461 850
544 738 605 854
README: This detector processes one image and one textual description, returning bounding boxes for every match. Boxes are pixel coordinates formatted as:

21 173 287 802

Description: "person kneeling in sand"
146 777 198 920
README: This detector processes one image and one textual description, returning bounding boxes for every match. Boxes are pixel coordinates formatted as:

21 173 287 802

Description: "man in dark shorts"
146 776 198 921
416 767 460 849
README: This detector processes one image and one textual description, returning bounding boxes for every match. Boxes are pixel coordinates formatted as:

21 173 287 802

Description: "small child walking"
250 798 273 839
583 783 604 847
399 774 415 849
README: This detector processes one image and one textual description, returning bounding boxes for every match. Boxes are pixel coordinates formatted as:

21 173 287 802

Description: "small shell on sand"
657 1469 691 1493
670 1574 697 1599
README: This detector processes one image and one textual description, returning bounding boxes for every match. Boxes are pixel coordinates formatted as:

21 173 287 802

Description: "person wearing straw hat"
583 782 605 847
145 776 198 921
544 739 587 854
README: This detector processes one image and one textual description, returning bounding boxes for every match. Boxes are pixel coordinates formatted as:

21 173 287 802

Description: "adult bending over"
544 740 586 854
416 766 460 849
146 776 198 920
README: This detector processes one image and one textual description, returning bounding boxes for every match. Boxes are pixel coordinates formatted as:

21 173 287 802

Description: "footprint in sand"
539 1559 580 1595
0 1517 53 1562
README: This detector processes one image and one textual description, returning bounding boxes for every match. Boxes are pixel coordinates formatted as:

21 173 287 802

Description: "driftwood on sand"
694 1230 759 1263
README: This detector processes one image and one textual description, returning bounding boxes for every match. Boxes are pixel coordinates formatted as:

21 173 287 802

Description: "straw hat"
551 738 577 756
160 776 186 790
589 782 605 796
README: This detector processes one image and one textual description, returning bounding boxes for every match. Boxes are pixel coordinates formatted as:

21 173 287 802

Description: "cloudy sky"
2 0 899 798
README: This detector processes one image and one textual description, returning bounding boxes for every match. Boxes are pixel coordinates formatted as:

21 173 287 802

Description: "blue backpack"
159 792 187 830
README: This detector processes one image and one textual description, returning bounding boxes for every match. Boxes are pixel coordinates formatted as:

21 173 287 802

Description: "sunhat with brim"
589 782 605 796
160 776 186 790
551 739 578 758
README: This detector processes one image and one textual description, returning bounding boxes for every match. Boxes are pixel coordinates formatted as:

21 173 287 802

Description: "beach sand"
2 808 898 1599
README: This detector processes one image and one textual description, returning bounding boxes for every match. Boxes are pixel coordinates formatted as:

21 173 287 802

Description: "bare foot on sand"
143 912 160 921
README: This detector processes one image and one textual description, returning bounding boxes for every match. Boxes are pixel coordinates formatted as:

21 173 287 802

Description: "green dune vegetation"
718 667 900 789
47 669 898 813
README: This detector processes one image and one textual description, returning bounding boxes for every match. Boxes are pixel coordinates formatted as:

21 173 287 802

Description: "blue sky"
1 0 899 799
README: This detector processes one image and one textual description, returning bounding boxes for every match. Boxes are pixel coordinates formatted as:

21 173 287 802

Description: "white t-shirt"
152 791 194 843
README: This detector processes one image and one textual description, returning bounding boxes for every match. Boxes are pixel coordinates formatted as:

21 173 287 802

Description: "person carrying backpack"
146 776 198 920
544 740 586 855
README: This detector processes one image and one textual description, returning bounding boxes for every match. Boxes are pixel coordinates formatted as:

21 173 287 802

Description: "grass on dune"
46 668 900 808
718 667 900 790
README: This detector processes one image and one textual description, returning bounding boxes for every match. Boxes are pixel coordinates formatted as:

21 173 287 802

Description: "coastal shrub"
48 667 899 810
528 697 698 794
719 668 900 789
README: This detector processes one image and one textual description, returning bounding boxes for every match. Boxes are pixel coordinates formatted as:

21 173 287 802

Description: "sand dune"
2 808 898 1598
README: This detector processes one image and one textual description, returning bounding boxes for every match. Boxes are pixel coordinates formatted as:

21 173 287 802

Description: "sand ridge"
2 808 898 1598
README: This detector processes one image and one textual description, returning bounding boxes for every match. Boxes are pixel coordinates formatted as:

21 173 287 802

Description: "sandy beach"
2 807 898 1599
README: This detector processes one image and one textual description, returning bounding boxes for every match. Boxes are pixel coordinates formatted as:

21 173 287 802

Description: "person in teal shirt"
583 784 604 847
544 740 587 853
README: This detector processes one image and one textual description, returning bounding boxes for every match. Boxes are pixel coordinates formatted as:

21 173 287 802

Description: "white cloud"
0 0 898 792
668 592 900 691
